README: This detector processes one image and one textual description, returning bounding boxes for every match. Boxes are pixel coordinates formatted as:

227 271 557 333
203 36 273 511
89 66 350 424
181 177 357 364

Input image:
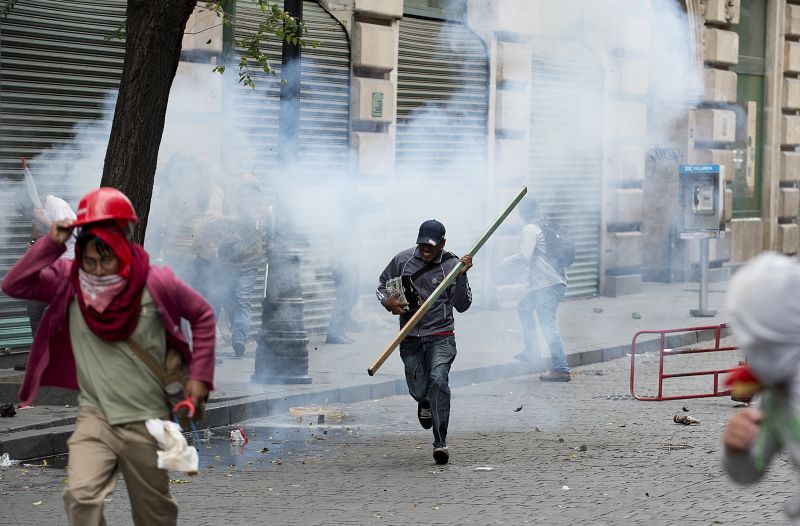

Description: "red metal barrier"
629 323 738 401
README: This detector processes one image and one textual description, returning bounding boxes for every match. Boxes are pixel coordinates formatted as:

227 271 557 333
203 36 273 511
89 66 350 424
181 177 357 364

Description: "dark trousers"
399 335 457 448
327 264 359 338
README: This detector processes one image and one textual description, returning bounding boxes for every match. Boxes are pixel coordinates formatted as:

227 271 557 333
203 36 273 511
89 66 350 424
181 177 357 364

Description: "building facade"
0 0 795 354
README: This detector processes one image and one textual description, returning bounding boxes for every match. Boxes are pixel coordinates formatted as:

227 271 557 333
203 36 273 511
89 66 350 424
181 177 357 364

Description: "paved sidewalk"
0 281 732 460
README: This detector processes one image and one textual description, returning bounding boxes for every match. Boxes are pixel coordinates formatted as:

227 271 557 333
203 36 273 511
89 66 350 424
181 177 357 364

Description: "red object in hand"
173 396 196 419
724 365 758 389
724 364 763 399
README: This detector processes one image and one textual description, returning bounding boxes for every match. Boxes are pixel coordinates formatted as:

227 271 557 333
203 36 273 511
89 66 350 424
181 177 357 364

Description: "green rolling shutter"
529 40 603 297
0 0 126 354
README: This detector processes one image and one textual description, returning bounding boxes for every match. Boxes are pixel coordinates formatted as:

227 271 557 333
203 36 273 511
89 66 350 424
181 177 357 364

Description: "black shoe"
539 370 571 382
433 446 449 465
326 334 354 345
417 402 433 429
233 341 246 357
13 360 27 371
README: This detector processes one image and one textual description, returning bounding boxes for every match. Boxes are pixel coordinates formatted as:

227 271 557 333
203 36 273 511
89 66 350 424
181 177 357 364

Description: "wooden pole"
367 186 528 376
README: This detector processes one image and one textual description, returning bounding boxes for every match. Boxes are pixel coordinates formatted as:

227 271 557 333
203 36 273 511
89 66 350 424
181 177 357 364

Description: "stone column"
689 0 742 267
603 7 650 296
464 0 535 309
173 6 224 176
777 1 800 255
350 0 402 177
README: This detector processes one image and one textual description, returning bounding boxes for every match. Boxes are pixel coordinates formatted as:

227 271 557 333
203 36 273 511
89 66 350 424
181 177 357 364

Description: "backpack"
539 222 575 271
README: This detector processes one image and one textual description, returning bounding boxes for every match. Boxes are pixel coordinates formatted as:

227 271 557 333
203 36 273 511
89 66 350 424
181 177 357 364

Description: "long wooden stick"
368 186 528 376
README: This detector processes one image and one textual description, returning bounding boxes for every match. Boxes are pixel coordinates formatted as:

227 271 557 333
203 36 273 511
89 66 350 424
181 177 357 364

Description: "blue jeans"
221 265 259 346
517 283 569 372
399 335 457 448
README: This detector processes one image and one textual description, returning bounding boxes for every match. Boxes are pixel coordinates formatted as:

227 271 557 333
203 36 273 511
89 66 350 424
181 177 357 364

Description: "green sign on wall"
371 92 383 118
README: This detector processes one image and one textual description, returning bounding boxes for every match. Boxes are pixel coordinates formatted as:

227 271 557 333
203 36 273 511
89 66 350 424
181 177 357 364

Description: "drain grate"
592 394 636 401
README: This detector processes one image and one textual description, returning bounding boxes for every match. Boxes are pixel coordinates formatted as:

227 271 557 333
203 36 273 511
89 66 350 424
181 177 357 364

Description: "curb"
0 327 730 461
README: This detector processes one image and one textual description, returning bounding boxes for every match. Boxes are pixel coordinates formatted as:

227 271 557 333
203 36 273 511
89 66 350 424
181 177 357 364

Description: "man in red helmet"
2 187 216 526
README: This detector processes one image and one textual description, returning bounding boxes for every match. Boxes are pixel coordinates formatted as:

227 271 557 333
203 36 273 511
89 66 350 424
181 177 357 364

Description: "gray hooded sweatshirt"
724 252 800 520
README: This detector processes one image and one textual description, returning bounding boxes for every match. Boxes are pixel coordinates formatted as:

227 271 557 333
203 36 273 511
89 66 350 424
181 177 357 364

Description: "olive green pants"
63 407 177 526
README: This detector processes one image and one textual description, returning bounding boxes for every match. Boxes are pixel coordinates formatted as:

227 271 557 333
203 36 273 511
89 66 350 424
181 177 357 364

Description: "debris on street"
0 403 16 418
682 406 690 412
230 428 248 445
514 404 523 412
562 485 570 491
673 414 701 425
579 445 587 452
0 453 18 467
289 405 346 422
593 307 603 313
474 466 494 472
632 312 642 320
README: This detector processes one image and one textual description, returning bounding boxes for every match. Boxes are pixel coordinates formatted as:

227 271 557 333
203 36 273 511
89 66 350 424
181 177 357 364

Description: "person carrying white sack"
723 252 800 521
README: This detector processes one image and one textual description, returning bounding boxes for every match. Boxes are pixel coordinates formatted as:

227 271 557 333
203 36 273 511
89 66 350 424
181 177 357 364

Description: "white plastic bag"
0 452 18 467
229 427 248 445
145 419 199 474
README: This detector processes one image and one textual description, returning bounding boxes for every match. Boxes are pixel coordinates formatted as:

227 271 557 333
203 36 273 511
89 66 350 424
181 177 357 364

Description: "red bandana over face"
71 224 150 341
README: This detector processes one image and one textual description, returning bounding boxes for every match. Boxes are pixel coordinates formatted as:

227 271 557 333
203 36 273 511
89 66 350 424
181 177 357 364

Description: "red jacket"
1 236 216 406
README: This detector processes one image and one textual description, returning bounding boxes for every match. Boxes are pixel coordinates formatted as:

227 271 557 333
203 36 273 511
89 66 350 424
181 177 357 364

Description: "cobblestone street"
0 344 793 525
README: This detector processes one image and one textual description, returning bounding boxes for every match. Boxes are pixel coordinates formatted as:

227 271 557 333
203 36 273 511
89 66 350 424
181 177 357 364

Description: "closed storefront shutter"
529 41 603 297
234 1 349 337
396 16 489 300
0 0 125 354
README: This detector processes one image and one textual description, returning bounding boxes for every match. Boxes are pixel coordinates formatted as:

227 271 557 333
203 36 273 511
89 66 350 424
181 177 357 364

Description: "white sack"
145 419 199 473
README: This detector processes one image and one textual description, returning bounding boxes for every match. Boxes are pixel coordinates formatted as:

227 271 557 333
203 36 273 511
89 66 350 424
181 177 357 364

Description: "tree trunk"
100 0 196 243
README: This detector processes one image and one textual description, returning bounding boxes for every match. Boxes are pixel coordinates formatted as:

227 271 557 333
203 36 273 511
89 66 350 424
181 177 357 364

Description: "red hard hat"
72 187 138 228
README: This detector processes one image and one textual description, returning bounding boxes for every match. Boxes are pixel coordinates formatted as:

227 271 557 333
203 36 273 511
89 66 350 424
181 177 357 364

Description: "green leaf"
1 0 19 20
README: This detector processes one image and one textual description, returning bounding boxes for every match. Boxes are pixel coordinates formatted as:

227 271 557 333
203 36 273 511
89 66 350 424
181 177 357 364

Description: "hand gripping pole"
367 186 528 376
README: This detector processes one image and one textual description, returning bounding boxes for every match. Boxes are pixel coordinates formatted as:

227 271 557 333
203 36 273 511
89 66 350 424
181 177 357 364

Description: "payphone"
678 164 724 317
678 164 725 239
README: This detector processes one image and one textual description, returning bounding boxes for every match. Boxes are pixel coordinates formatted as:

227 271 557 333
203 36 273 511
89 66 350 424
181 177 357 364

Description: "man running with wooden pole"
373 187 527 465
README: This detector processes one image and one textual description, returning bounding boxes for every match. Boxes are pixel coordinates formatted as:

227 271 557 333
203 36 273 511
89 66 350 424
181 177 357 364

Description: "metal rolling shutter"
396 16 489 301
529 41 603 297
296 2 350 337
235 1 349 338
0 1 125 354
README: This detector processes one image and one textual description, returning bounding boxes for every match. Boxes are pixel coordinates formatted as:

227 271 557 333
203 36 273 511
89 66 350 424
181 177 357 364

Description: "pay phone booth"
678 164 725 317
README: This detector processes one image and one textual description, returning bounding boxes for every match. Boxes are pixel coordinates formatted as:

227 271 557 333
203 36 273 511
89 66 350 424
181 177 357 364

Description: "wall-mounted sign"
371 92 384 118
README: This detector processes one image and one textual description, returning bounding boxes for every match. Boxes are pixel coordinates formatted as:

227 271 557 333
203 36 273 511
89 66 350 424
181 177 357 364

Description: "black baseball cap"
417 219 446 246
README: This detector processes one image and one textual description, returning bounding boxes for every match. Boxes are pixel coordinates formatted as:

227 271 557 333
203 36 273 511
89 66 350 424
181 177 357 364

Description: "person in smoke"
326 183 371 345
14 192 78 371
1 188 216 526
504 198 571 382
214 174 271 357
376 219 473 465
147 156 223 310
722 252 800 521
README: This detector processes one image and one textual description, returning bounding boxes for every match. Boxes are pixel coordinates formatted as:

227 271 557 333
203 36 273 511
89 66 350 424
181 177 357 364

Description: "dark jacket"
376 247 472 338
